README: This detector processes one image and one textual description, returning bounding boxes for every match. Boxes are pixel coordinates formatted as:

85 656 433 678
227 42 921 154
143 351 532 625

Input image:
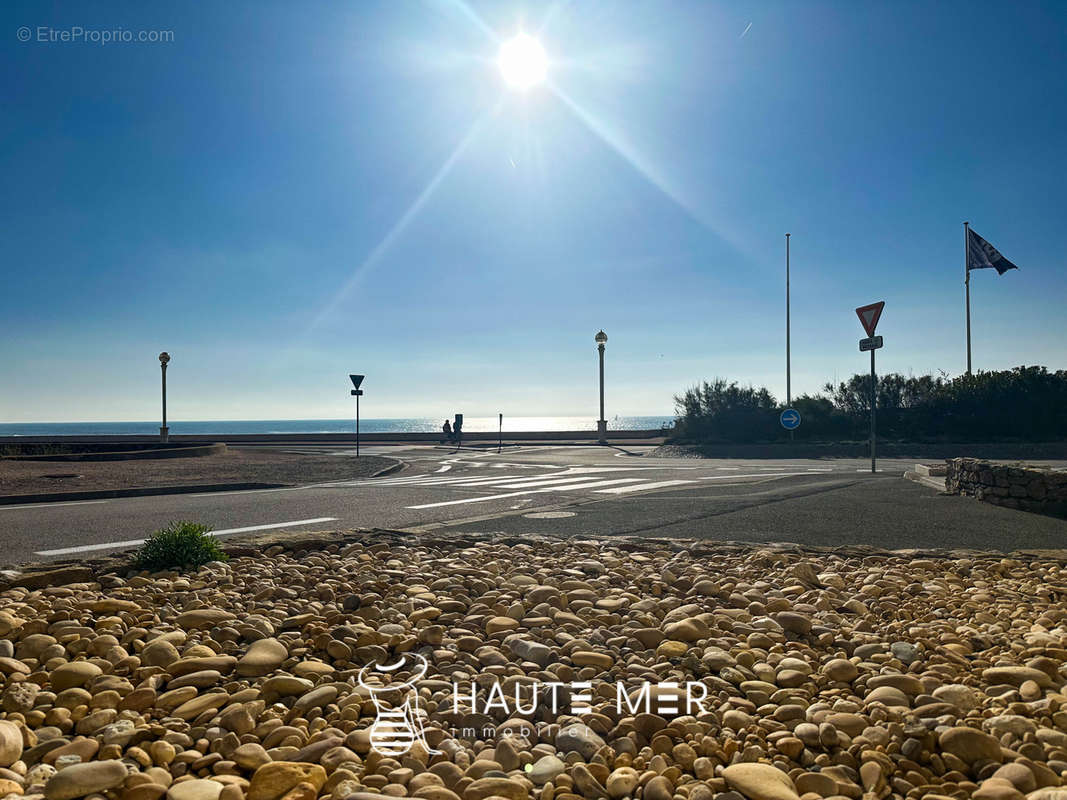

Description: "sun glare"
498 34 547 89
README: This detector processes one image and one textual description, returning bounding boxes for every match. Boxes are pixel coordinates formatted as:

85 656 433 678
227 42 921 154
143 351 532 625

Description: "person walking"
441 420 452 444
453 416 463 449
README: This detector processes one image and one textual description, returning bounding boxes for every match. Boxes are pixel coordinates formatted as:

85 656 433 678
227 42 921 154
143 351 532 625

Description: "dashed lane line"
0 500 110 511
35 517 339 557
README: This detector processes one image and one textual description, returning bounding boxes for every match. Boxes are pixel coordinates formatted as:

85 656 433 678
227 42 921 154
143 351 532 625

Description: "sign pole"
855 302 884 474
964 221 972 375
870 348 876 473
349 375 365 458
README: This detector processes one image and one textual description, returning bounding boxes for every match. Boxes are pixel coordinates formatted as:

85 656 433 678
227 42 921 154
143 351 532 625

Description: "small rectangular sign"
859 336 884 352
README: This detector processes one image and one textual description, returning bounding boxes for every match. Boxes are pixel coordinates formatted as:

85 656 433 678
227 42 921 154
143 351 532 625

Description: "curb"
369 458 405 478
904 471 948 492
0 482 287 506
913 463 948 477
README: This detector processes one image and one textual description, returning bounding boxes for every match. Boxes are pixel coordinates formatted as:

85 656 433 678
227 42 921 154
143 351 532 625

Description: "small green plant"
133 521 228 571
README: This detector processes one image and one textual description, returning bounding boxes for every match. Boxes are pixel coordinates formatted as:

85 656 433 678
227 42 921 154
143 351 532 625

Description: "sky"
2 0 1065 422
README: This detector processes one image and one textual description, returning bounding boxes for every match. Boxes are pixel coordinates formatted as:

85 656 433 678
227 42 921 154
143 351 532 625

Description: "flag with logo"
967 228 1020 275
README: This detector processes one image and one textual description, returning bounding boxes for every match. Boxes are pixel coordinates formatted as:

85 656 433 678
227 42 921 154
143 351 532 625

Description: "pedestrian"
441 419 452 444
453 416 463 448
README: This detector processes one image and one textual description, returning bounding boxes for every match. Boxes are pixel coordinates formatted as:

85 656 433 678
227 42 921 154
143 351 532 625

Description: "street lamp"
158 352 170 443
595 330 608 444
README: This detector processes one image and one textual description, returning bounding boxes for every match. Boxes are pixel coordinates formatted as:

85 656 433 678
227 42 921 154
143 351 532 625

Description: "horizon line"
0 413 677 425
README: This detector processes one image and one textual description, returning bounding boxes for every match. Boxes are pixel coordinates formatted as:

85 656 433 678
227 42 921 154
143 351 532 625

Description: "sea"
0 416 675 437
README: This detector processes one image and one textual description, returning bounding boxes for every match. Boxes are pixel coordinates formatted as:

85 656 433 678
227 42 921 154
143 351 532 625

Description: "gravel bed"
2 534 1067 800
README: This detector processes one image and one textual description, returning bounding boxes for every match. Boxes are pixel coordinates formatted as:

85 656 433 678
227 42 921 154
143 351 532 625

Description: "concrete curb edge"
0 482 287 506
369 458 405 478
904 471 948 492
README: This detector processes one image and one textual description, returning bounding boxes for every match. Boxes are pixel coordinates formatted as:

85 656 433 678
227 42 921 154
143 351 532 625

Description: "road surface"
2 445 1065 565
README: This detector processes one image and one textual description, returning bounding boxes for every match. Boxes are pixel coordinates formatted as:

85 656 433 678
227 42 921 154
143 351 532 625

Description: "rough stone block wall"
945 457 1067 517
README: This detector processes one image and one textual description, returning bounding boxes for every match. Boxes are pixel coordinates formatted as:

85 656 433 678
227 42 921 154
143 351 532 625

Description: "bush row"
670 366 1067 442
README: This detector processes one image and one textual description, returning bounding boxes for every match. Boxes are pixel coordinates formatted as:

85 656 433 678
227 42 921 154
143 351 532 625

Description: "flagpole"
964 221 971 375
785 233 791 406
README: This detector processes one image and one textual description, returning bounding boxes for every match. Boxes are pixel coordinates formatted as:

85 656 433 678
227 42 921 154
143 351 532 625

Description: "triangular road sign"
855 301 885 337
349 374 365 389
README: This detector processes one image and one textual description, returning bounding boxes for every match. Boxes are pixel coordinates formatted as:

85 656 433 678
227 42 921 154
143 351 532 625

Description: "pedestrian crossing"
337 468 701 509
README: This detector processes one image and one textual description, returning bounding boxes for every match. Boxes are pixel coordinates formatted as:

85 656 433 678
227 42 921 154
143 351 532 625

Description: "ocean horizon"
0 416 675 437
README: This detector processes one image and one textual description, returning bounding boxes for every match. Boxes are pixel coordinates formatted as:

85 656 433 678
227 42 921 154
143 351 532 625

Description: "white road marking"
595 479 695 494
492 476 616 489
435 465 452 473
406 478 645 509
429 472 594 486
556 466 667 474
371 474 527 486
697 472 811 481
366 475 483 485
186 487 295 498
35 517 339 557
0 499 110 511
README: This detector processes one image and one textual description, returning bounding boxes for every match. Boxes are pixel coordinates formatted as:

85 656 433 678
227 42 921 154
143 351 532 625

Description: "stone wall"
946 457 1067 517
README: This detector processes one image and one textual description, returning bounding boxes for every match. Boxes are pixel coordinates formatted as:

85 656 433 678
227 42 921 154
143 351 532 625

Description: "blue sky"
3 1 1065 422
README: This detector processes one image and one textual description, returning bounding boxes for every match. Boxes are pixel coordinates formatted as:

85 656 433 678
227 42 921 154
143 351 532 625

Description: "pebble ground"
2 534 1067 800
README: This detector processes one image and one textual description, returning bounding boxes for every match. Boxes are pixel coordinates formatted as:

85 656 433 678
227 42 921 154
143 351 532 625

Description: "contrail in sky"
740 22 753 39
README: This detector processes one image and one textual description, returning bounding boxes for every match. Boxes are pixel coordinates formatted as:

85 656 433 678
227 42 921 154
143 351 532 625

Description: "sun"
498 34 547 89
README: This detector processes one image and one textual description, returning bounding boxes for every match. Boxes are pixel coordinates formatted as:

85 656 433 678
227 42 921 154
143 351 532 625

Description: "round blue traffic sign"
780 408 801 430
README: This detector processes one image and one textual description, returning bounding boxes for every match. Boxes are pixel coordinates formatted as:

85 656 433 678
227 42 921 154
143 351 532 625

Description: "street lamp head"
158 352 170 365
594 330 608 345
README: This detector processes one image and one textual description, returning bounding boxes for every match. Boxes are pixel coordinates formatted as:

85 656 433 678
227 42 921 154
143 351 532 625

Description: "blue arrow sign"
780 408 801 430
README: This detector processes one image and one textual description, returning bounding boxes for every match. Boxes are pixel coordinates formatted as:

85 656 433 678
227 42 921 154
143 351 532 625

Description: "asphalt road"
2 445 1064 565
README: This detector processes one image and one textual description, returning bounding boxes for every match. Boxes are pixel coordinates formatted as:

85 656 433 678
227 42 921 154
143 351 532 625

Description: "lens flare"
498 34 547 89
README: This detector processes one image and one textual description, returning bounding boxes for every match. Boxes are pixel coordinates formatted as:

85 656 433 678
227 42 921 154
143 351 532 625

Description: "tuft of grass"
133 521 228 571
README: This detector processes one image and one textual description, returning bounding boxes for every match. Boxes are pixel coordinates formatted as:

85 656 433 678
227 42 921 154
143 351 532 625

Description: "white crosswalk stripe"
595 479 695 494
326 465 706 505
492 476 617 489
368 474 526 486
341 466 812 509
406 478 648 509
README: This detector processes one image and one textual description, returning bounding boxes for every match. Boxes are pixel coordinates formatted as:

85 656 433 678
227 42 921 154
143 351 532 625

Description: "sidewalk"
0 450 400 505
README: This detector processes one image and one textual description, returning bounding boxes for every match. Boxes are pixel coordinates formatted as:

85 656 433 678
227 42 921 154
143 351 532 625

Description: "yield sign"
855 301 885 337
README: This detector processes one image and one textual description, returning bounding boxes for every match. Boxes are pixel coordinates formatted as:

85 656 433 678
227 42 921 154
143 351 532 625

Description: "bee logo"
358 654 439 756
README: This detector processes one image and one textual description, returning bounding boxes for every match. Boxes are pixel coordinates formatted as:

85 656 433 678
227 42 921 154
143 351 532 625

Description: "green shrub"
672 378 779 442
133 521 228 571
671 366 1067 443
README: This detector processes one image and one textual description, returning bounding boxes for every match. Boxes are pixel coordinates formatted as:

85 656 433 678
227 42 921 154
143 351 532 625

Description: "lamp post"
595 330 608 444
158 352 170 443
